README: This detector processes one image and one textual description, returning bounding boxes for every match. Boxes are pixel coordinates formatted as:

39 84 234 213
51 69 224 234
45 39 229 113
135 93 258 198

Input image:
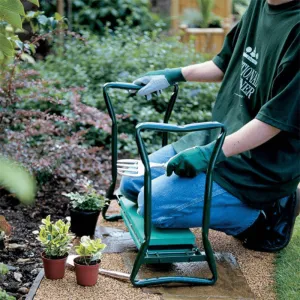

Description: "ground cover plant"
275 218 300 300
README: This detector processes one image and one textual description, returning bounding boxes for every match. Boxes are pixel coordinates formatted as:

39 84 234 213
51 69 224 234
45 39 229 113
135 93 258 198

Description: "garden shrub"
39 0 162 35
0 65 112 188
36 28 220 154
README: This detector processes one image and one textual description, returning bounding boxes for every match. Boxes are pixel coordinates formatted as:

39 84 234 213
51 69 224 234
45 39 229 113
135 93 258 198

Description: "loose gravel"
35 202 276 300
34 254 161 300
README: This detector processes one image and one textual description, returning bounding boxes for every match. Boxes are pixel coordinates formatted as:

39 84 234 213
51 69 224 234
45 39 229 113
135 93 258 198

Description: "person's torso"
213 0 300 207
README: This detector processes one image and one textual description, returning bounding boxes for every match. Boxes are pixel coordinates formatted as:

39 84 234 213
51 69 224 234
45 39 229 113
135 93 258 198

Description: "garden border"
25 269 44 300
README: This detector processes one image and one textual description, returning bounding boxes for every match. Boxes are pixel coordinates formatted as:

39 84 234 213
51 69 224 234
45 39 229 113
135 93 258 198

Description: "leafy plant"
0 264 14 300
39 0 162 35
197 0 215 28
0 0 38 62
0 0 65 64
0 288 15 300
182 9 203 28
75 236 106 265
63 184 105 211
0 263 8 275
37 215 74 258
182 8 221 29
1 64 111 188
0 155 36 204
36 28 219 155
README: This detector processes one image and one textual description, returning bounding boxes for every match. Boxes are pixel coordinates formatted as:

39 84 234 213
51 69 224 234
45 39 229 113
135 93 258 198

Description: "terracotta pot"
74 257 100 286
70 209 100 237
41 252 68 280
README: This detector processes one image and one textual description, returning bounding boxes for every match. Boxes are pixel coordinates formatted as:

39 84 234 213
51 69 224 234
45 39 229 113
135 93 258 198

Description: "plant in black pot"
37 215 74 280
74 236 106 286
63 185 105 237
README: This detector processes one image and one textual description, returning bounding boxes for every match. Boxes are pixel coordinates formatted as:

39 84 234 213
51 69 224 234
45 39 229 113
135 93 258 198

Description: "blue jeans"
120 145 260 236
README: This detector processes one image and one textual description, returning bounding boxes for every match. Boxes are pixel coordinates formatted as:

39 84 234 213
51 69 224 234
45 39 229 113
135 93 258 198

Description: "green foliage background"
39 0 163 34
35 28 219 154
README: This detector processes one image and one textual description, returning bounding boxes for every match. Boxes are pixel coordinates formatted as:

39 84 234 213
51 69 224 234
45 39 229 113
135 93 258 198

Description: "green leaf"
20 53 35 64
0 0 25 16
0 7 22 28
27 0 39 7
54 12 63 21
0 50 4 60
15 39 23 50
0 33 14 58
37 15 48 26
0 155 36 204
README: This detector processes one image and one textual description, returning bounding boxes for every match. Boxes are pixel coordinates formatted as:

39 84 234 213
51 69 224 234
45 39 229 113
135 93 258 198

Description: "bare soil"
0 178 72 299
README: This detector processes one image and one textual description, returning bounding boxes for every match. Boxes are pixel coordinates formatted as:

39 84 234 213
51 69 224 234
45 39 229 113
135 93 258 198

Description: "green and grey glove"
166 141 226 178
133 68 186 100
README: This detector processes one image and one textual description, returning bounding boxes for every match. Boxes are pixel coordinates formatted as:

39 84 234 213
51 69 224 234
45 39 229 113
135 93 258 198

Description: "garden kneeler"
102 82 226 287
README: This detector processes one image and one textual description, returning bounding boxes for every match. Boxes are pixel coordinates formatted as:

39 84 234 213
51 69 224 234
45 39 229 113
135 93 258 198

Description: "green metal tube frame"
102 82 227 286
132 122 226 286
102 82 178 220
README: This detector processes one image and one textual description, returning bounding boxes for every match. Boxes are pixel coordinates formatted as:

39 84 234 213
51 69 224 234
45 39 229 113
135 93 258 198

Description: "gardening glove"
133 68 186 100
166 141 226 178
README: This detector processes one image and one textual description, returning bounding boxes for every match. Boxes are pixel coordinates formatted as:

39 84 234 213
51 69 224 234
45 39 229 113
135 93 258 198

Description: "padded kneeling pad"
236 192 298 252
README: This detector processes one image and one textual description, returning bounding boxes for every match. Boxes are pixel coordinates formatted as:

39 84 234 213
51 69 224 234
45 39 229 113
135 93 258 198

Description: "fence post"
171 0 180 30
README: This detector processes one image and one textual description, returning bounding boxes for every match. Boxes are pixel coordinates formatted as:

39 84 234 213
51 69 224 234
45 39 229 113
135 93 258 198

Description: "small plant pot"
70 209 100 237
74 257 100 286
41 252 68 280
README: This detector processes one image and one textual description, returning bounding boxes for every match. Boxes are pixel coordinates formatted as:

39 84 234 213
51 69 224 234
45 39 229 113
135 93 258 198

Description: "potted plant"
63 184 105 237
37 215 74 280
74 236 106 286
174 0 232 54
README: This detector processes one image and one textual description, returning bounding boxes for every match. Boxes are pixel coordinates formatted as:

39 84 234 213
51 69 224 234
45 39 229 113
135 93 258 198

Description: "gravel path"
35 203 276 300
198 229 276 300
35 254 161 300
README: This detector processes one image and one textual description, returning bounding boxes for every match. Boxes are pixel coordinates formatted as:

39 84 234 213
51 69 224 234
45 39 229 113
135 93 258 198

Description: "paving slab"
95 225 136 253
122 252 255 300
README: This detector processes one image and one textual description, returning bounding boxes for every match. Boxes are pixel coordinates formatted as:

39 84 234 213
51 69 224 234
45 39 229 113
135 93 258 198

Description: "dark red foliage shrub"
0 65 112 191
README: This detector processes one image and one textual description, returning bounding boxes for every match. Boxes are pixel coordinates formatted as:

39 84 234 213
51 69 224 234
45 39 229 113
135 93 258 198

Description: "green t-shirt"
173 0 300 208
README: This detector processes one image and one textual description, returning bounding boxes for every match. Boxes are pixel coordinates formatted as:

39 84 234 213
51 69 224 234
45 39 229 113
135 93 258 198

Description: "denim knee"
119 176 140 202
137 185 170 227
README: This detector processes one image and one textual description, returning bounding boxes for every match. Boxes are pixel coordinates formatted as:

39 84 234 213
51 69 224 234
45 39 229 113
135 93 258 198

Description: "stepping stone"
95 225 136 253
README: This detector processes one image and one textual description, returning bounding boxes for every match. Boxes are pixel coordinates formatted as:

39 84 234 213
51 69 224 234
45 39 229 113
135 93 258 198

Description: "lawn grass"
275 218 300 300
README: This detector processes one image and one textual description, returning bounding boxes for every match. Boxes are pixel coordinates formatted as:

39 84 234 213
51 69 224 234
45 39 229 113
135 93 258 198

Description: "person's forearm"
222 119 281 157
182 61 224 82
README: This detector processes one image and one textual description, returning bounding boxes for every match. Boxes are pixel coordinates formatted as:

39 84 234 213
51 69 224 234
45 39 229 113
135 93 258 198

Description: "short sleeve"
256 68 300 135
212 0 259 73
212 21 243 73
256 28 300 135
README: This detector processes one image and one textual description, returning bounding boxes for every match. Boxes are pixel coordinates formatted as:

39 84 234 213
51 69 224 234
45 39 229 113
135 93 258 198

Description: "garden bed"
0 178 72 299
0 145 111 299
